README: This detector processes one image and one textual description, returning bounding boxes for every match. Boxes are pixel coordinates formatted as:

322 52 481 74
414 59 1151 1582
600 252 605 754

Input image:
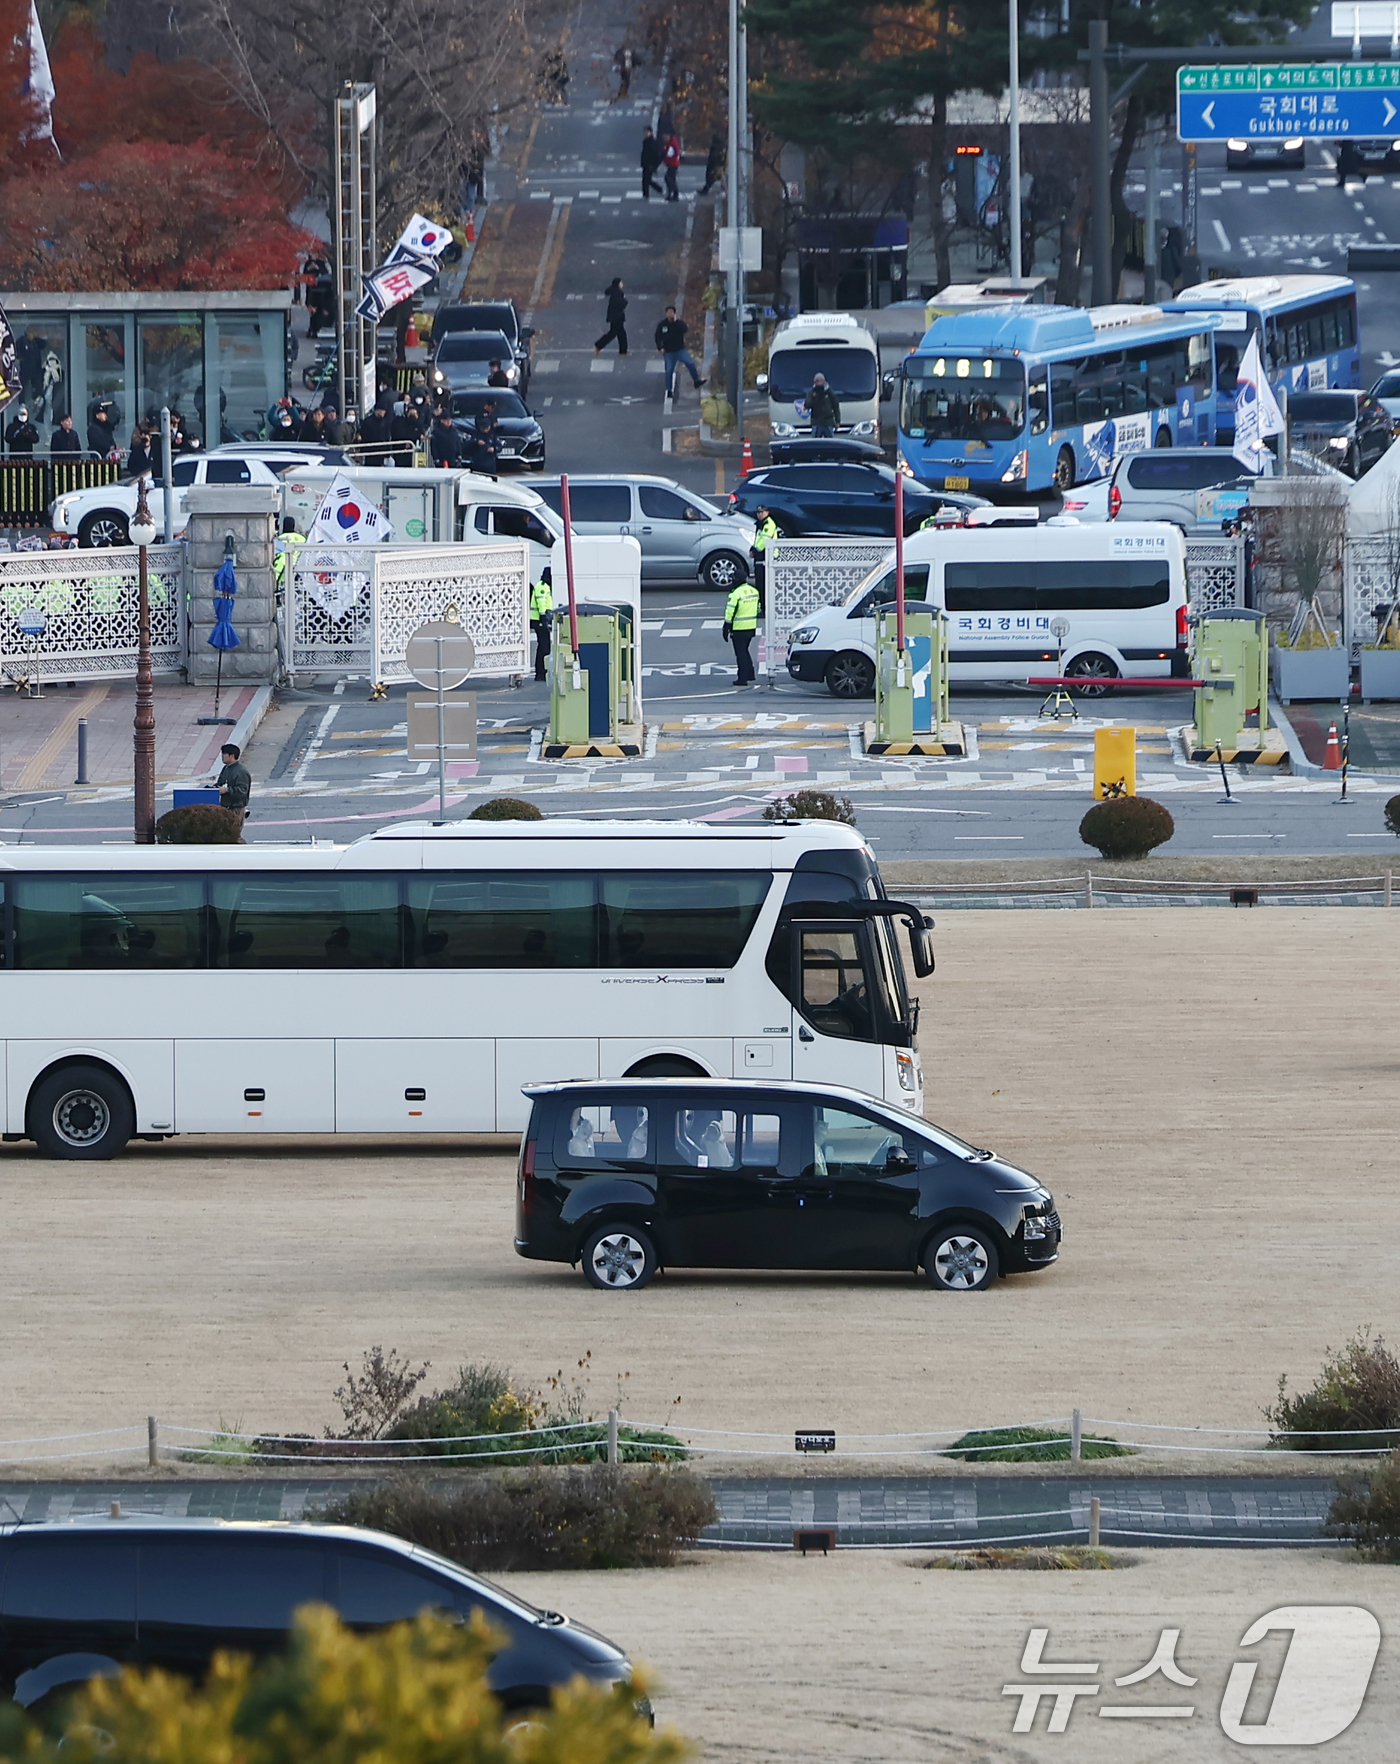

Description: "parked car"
430 331 520 397
1287 389 1394 478
533 474 756 589
0 1518 637 1723
516 1077 1061 1293
1347 138 1400 173
1106 446 1269 530
1225 137 1304 171
431 301 532 393
729 460 1021 538
450 390 546 471
1367 368 1400 425
49 448 340 547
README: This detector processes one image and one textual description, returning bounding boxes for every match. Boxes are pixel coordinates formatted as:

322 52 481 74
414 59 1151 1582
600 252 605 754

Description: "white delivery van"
760 313 882 441
280 468 563 579
785 521 1189 698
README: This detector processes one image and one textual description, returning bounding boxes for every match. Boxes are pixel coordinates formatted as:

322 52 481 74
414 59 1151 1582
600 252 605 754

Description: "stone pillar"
184 486 279 684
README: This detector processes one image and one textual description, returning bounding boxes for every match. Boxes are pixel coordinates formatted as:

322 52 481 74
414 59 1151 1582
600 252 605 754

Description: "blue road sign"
1177 61 1400 141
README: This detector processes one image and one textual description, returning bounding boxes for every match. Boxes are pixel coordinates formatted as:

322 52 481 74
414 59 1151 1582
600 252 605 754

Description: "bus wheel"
1066 652 1119 697
30 1064 134 1160
582 1225 657 1291
826 651 875 698
1154 426 1173 448
1054 447 1076 492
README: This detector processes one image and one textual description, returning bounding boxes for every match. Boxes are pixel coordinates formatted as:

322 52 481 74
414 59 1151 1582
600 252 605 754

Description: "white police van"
785 521 1190 698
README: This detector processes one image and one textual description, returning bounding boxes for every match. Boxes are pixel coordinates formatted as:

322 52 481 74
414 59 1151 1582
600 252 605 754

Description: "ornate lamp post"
129 476 158 844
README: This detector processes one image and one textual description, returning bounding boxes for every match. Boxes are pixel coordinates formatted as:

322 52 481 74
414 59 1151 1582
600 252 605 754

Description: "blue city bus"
1162 274 1361 443
896 304 1223 495
896 275 1361 496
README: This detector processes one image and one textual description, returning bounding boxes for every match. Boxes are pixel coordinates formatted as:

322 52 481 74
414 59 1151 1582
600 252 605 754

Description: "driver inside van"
567 1109 595 1157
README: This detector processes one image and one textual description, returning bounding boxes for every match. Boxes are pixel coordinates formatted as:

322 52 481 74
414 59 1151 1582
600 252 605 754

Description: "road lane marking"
1213 219 1232 252
523 197 572 322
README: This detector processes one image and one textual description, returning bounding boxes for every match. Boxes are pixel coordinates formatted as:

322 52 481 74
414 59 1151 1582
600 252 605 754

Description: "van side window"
558 1103 650 1164
3 1536 137 1624
853 566 929 614
335 1549 464 1625
665 1106 783 1170
140 1538 327 1631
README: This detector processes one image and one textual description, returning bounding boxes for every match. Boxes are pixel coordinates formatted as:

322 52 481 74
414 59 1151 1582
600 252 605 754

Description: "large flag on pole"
1233 332 1285 471
0 304 22 416
354 258 436 325
387 214 455 264
22 1 56 144
307 473 397 545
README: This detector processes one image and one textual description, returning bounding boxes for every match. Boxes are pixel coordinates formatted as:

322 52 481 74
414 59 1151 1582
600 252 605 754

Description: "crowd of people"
2 396 207 466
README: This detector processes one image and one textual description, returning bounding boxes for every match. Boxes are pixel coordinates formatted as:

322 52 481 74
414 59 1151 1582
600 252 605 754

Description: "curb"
216 685 274 775
1268 696 1325 778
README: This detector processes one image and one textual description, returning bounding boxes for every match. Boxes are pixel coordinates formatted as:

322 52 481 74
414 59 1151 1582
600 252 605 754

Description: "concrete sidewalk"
0 683 269 794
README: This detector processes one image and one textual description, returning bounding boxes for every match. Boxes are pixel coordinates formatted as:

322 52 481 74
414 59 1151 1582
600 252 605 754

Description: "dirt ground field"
494 1548 1400 1763
2 909 1397 1458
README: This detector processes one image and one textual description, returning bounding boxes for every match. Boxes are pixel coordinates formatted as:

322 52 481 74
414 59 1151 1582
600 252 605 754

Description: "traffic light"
953 144 982 227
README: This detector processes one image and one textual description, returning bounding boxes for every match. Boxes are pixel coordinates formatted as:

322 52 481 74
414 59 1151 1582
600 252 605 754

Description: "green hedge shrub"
1326 1450 1400 1561
155 804 244 844
763 790 856 825
1078 796 1174 860
469 797 543 820
944 1425 1131 1463
1267 1329 1400 1452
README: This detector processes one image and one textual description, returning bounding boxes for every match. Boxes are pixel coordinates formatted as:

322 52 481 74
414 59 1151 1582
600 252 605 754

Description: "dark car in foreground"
516 1078 1061 1293
451 390 545 470
1226 136 1303 171
729 460 996 536
1287 389 1393 478
0 1519 633 1721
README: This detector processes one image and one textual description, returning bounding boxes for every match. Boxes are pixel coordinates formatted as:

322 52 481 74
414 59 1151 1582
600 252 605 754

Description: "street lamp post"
130 476 158 845
1008 0 1023 284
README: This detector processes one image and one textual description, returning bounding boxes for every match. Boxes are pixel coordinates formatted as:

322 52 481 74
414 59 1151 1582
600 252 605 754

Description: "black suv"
0 1519 632 1718
515 1078 1061 1293
729 461 952 536
431 301 533 394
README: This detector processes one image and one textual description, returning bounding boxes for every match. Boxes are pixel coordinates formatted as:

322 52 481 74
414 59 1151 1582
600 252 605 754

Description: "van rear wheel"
582 1225 657 1291
1065 652 1119 698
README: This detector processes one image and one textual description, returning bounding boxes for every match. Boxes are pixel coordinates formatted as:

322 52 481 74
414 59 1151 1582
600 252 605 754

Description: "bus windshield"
768 347 878 403
900 356 1025 442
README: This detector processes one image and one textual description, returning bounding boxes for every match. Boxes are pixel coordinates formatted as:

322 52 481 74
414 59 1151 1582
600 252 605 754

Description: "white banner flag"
1233 332 1285 470
307 474 396 545
388 213 454 263
355 258 435 325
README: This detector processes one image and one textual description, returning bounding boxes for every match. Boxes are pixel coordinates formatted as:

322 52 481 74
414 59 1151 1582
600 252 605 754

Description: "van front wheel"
826 651 875 698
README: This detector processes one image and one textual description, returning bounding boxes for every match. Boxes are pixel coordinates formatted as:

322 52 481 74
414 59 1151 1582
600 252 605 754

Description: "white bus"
760 314 882 441
0 822 931 1160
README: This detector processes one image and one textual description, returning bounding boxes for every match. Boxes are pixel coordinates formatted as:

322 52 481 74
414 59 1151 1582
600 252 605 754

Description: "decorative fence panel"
0 545 185 683
1343 538 1394 658
370 542 530 683
1183 535 1245 616
284 544 374 674
766 539 891 671
0 460 122 528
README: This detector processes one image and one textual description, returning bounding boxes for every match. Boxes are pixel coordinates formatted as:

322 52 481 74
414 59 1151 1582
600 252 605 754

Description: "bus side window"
1027 370 1049 435
1188 334 1213 393
1074 361 1103 424
1337 300 1356 349
1050 364 1076 428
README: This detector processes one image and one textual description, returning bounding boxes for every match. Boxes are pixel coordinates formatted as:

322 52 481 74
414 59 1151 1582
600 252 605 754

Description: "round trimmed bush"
468 797 543 821
763 790 856 826
1078 795 1174 860
155 804 244 844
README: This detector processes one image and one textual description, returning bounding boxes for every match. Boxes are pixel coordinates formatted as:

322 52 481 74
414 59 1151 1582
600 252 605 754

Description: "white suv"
49 447 343 547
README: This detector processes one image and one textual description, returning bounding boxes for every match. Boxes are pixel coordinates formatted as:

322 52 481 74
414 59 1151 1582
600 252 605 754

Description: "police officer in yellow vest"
750 505 779 608
271 519 305 591
722 576 761 687
530 566 554 681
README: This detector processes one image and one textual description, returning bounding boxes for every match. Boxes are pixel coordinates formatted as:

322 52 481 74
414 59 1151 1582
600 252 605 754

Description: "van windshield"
901 356 1025 442
768 348 878 403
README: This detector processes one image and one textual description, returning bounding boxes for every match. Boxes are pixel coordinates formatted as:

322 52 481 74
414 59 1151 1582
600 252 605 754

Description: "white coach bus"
0 822 931 1159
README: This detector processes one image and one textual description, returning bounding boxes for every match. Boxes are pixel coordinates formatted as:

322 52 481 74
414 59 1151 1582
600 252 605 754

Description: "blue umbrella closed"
208 557 241 717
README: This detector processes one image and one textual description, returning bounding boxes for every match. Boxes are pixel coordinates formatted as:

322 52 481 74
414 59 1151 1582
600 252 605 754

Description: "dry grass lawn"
1 909 1396 1461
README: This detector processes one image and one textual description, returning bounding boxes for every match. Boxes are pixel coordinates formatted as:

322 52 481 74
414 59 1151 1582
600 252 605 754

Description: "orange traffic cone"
465 212 476 243
405 314 419 349
740 436 754 477
1323 720 1342 769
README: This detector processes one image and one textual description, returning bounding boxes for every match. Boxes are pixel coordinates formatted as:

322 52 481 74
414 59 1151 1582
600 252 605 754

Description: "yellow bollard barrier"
1093 726 1136 800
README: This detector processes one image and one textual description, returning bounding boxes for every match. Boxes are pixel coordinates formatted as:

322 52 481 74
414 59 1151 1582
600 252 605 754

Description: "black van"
0 1519 633 1719
515 1078 1060 1293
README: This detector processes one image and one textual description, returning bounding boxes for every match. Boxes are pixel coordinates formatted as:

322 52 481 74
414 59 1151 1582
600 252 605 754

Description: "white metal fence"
0 545 184 684
283 541 532 683
766 539 890 672
1343 537 1394 658
1184 534 1246 615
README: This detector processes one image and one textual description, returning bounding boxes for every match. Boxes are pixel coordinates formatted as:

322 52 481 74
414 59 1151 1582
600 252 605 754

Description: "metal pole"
1337 696 1352 803
607 1407 620 1466
895 472 906 653
736 6 748 442
560 474 580 656
727 0 741 416
435 635 447 825
1182 141 1198 277
332 94 347 421
1071 1407 1083 1461
160 407 174 545
1089 19 1111 305
134 533 156 844
1089 1495 1101 1546
74 717 88 785
1008 0 1023 284
147 1416 159 1468
1143 133 1158 305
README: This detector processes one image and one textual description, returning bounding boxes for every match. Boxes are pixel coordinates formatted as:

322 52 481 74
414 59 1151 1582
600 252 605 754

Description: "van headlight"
1327 436 1349 450
1227 138 1248 152
1001 449 1028 482
1022 1208 1050 1240
896 1051 917 1092
851 420 877 436
791 625 819 645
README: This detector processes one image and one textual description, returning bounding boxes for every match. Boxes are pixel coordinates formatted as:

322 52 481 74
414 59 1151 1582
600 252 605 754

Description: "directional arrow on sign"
1385 98 1397 124
1203 100 1216 130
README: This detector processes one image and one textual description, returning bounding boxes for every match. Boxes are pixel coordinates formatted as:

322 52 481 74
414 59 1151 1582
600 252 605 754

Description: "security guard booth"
864 606 965 756
1188 609 1283 764
545 602 642 758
